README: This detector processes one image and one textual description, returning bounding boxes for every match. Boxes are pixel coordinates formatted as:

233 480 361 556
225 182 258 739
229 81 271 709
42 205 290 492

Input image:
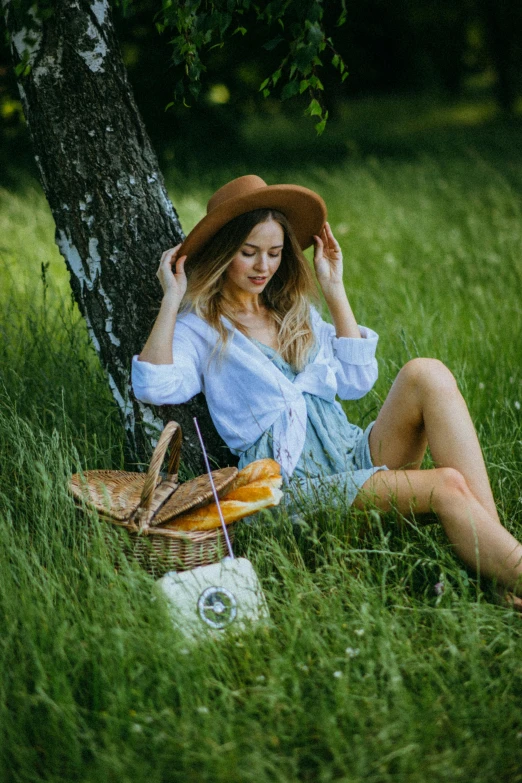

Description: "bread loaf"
225 458 281 492
162 458 283 532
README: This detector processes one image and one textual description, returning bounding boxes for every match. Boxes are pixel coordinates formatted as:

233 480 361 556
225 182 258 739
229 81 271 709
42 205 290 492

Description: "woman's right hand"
157 244 187 306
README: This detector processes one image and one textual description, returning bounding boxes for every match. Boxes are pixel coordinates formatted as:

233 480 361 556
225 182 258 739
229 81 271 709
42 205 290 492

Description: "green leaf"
341 71 349 82
299 79 309 94
315 110 329 135
263 36 284 51
307 4 323 24
306 23 324 47
332 54 340 69
259 78 270 91
281 80 301 100
233 26 247 35
14 54 32 79
306 98 322 118
315 119 326 135
295 43 316 71
164 101 175 111
262 88 270 98
315 110 328 136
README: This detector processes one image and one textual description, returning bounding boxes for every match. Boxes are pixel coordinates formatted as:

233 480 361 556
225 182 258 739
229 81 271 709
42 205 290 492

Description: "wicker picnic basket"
70 421 239 577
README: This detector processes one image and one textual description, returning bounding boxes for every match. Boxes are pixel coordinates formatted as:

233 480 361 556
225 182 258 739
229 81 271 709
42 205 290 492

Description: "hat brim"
178 184 327 258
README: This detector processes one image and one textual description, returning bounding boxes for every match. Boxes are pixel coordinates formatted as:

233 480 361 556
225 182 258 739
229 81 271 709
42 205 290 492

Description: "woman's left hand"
313 222 344 299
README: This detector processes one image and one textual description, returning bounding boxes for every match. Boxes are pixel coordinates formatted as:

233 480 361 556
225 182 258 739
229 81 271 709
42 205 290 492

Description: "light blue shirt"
131 306 379 479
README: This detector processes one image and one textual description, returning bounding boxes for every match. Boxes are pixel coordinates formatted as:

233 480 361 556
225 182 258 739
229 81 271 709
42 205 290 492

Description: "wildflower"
345 647 360 658
354 628 365 637
478 382 485 390
179 648 190 655
434 581 445 596
333 670 343 678
131 723 143 733
515 401 521 411
256 675 266 682
197 706 209 715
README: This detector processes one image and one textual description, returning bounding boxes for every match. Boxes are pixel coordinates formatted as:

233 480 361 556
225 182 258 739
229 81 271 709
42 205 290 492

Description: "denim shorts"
283 421 389 510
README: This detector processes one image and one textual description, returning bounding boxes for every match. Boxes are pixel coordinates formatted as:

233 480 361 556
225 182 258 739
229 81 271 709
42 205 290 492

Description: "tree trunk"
2 0 235 473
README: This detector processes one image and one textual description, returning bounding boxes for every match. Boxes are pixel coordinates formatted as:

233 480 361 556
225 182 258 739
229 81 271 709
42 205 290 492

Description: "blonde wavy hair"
180 208 320 371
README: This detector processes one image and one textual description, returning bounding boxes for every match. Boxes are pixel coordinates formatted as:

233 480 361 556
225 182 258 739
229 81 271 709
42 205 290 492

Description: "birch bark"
2 0 233 472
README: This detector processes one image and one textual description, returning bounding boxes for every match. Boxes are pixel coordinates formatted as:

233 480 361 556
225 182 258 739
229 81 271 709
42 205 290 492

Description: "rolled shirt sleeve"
311 306 379 400
131 321 203 405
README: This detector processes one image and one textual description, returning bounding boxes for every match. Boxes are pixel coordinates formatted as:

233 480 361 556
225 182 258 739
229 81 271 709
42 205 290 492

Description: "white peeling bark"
3 0 235 472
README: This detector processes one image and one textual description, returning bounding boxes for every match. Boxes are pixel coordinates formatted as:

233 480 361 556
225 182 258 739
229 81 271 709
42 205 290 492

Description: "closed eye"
241 252 281 259
241 247 283 258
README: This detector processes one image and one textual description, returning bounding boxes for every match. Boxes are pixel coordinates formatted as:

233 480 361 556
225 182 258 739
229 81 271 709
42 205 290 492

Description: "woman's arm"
313 222 361 339
311 223 378 399
132 321 203 405
138 244 187 364
310 306 379 399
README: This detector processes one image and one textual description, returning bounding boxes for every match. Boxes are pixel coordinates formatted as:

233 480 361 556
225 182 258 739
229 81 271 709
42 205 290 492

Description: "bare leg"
369 358 499 520
354 468 522 593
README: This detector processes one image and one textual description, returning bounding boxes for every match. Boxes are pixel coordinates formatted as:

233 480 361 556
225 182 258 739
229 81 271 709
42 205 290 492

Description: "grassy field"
1 115 522 781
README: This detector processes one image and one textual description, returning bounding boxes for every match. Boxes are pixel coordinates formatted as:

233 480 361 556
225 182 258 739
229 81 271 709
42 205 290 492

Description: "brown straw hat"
179 174 327 258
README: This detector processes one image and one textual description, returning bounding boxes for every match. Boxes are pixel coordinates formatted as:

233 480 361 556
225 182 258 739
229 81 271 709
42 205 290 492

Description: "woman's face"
223 219 284 298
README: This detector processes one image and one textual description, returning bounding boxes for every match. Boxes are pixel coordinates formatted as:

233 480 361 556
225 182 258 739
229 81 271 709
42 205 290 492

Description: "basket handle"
139 421 182 511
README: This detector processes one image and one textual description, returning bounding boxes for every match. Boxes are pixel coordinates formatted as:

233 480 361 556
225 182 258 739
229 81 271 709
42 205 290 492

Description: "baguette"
162 459 284 532
223 477 282 502
164 483 283 531
225 458 281 493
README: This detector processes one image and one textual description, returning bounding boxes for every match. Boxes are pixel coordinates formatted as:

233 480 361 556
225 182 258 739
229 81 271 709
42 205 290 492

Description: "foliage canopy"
8 0 349 134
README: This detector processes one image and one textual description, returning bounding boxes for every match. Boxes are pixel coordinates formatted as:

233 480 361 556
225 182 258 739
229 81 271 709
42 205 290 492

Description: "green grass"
1 118 522 781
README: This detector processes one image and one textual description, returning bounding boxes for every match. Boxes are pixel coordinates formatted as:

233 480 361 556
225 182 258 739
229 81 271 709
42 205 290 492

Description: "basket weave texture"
70 422 238 576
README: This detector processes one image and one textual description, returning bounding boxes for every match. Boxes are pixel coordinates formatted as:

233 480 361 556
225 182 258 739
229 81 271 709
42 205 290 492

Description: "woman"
132 175 522 602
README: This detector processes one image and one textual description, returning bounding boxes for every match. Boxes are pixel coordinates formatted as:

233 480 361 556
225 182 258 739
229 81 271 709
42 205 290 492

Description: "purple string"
193 417 234 560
